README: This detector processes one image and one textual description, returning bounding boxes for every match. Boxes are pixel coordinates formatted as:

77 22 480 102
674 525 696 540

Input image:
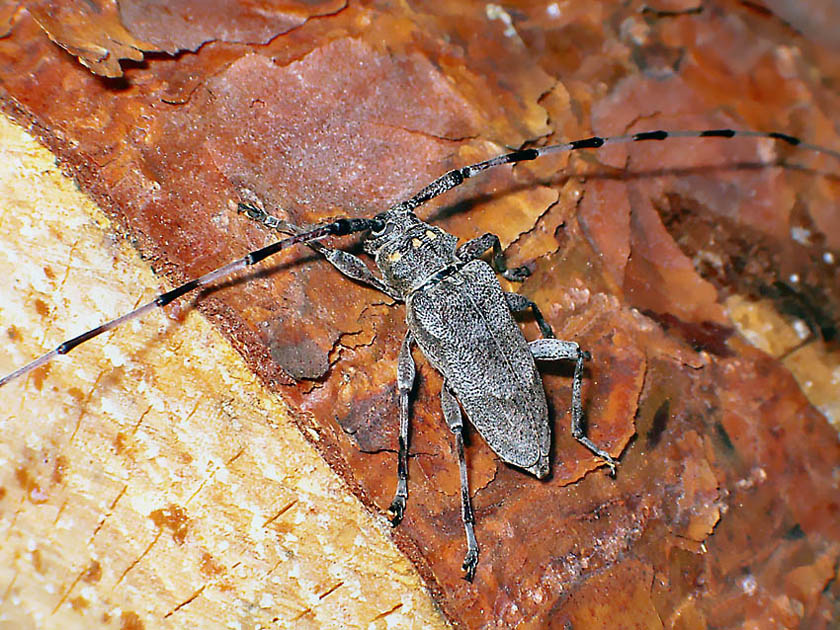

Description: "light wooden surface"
0 114 449 630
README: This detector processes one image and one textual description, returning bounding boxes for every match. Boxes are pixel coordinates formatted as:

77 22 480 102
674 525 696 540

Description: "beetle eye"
370 218 387 236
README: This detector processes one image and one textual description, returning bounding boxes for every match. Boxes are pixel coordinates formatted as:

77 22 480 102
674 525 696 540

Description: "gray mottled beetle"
3 127 838 580
241 198 617 581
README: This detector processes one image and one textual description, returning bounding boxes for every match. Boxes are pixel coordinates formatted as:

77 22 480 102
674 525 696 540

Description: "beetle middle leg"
504 291 556 339
528 338 617 475
441 382 479 582
242 203 424 524
456 233 530 282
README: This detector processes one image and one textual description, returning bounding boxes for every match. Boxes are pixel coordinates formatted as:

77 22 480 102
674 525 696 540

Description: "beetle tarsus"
501 264 531 282
462 547 479 582
602 454 618 478
387 496 406 526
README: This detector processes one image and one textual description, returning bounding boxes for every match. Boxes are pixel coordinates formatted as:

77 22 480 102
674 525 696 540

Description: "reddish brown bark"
1 1 838 627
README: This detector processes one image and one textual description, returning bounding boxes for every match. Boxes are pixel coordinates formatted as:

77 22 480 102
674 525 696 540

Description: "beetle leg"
318 247 403 300
441 383 479 582
456 233 530 281
504 292 555 338
528 339 618 476
239 202 403 299
387 332 416 525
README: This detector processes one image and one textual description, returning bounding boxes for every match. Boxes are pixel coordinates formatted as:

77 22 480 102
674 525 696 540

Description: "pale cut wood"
0 114 449 630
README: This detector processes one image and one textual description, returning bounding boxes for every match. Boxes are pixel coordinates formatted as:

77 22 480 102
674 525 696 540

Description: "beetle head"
364 209 458 293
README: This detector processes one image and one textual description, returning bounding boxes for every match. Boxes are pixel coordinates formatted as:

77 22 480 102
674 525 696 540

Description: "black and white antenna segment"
1 127 838 388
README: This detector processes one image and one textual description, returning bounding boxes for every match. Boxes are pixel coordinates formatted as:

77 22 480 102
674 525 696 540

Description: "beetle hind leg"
441 383 479 581
529 338 618 476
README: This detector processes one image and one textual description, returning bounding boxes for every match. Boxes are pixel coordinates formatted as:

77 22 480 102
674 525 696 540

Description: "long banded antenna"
0 216 382 387
2 128 838 387
394 128 840 213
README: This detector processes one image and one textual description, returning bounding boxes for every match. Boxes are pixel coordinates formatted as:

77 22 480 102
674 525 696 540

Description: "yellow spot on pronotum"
388 251 403 262
412 238 422 248
426 230 437 240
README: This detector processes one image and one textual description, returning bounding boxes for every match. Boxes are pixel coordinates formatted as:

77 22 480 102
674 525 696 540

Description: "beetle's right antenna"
392 128 840 215
0 216 383 387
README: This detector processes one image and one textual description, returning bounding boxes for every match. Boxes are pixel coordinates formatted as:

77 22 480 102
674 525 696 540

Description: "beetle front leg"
528 338 618 476
388 332 416 525
239 202 402 299
441 383 479 581
456 233 530 282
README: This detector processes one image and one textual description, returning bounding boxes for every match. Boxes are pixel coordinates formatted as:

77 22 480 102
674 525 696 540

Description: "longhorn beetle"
2 129 839 581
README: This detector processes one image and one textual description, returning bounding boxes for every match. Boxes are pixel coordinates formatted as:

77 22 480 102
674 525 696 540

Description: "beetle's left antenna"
0 216 383 388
